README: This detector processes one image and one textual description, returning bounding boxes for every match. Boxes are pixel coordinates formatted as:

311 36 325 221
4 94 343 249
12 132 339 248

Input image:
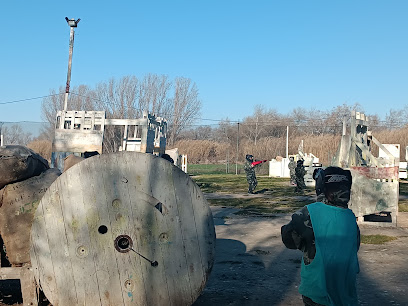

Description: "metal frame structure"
333 111 399 225
51 110 167 171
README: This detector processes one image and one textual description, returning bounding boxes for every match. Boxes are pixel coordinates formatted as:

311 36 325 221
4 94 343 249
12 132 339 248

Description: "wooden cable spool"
30 152 215 305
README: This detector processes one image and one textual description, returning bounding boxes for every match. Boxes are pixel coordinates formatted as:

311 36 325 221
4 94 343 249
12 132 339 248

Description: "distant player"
295 160 306 193
288 157 296 185
243 154 267 194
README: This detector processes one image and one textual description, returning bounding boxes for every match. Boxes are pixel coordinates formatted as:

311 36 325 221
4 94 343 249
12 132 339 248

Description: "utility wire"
0 121 48 124
1 93 405 126
0 94 63 105
2 120 397 129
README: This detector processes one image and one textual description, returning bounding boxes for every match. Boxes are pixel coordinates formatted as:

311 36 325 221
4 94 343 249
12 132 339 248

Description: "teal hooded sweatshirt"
299 202 359 306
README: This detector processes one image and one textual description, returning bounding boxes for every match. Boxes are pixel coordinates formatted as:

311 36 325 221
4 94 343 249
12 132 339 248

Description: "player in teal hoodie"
281 166 360 306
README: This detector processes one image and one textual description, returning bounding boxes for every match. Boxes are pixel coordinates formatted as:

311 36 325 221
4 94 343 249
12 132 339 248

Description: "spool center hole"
114 235 133 253
118 237 130 249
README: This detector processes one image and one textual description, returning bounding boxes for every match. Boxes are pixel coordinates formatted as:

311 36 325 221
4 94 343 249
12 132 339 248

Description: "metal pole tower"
63 17 80 111
235 122 240 175
0 122 4 146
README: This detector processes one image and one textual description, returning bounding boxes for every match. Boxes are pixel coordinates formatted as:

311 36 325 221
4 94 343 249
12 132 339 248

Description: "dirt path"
193 206 408 306
2 202 408 305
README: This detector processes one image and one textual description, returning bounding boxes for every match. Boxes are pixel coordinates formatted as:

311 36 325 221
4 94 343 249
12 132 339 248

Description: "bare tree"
139 74 172 116
167 77 201 145
179 126 215 141
92 76 139 152
385 108 407 130
241 105 285 143
41 88 65 140
41 74 202 150
216 119 237 144
2 125 32 145
322 103 364 135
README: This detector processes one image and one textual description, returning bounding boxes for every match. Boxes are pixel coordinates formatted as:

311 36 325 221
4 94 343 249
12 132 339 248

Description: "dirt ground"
193 205 408 306
2 199 408 305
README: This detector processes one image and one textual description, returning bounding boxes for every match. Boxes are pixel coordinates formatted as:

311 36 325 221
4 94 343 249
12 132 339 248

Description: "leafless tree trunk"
139 74 172 116
167 77 201 145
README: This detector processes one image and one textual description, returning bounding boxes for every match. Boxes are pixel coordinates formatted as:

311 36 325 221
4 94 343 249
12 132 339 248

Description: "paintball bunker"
269 152 321 187
333 111 399 225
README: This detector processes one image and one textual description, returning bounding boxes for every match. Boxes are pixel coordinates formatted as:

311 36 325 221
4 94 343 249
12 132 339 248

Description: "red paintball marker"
251 160 268 167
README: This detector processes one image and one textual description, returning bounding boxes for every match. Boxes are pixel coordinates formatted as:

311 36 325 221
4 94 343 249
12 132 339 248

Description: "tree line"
3 73 408 166
174 104 408 165
40 74 201 152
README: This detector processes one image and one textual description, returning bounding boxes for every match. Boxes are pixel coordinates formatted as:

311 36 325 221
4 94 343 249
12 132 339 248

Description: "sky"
0 1 407 127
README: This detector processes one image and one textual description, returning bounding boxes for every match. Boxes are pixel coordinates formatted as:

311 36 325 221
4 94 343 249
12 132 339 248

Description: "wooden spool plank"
122 153 175 306
30 201 54 299
58 165 101 305
80 156 125 306
40 180 79 304
171 167 215 293
141 154 193 305
98 152 149 306
31 152 215 306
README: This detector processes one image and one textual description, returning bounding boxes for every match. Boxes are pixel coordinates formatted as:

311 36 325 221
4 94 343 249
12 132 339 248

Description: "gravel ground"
2 207 408 306
193 207 408 306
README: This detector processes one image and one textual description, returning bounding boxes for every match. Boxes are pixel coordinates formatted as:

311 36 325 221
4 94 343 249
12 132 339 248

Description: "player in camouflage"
288 157 296 185
313 168 326 203
281 167 360 306
295 160 306 193
244 154 259 194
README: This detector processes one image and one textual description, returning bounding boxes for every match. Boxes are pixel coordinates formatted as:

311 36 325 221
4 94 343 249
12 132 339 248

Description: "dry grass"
373 127 408 158
174 134 341 165
27 139 52 160
361 235 397 244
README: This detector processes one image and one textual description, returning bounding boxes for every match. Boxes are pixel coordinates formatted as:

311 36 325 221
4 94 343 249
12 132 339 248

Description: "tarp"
0 145 49 189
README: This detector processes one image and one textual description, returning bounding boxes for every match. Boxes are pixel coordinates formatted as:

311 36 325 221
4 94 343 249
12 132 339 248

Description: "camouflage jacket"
244 160 259 177
295 165 306 178
288 161 296 175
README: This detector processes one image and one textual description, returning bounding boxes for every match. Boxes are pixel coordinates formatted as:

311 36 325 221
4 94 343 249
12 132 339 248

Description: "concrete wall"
269 158 290 178
349 166 399 225
53 130 103 153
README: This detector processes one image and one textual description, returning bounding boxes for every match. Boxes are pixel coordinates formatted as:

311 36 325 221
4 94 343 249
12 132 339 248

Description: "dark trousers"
302 295 325 306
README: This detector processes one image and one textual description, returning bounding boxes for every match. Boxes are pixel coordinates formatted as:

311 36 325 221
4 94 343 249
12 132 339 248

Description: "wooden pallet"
1 240 37 306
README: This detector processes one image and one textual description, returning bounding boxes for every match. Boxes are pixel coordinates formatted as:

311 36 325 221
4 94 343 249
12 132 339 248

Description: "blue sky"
0 1 407 125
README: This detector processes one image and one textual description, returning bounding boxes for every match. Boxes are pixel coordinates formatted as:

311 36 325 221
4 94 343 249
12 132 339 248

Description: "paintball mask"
246 154 254 162
323 167 352 207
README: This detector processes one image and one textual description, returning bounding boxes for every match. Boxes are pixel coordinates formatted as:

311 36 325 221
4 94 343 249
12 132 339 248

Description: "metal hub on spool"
114 235 133 253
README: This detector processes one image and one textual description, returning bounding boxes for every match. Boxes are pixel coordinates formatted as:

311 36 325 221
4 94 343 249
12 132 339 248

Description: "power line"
0 94 63 105
1 92 405 126
0 121 47 124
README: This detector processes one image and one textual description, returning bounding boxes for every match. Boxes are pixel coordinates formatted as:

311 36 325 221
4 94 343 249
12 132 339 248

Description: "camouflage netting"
63 154 85 172
0 168 61 265
0 145 49 190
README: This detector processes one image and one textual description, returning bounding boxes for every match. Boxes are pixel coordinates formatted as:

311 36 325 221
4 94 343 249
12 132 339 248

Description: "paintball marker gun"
251 160 268 167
